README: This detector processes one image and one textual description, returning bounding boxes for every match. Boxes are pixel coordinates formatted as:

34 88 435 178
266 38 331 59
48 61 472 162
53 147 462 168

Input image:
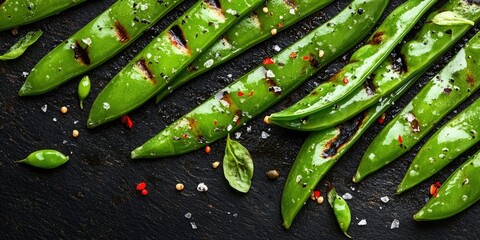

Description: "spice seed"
266 169 280 180
212 161 220 169
72 130 79 138
263 115 271 124
141 189 149 196
176 183 185 191
205 146 211 154
60 106 68 114
318 50 325 58
271 28 277 35
262 7 268 13
317 196 324 204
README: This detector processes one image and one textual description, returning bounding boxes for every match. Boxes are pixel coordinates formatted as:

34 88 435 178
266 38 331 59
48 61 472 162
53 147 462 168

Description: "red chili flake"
277 23 284 28
205 146 211 154
237 91 245 97
213 120 218 126
121 115 133 129
378 113 386 124
429 184 438 197
313 190 321 199
262 57 275 65
289 52 298 59
181 133 188 139
435 181 442 188
141 189 149 196
248 91 255 97
136 182 147 191
342 77 349 85
303 55 310 61
398 135 403 144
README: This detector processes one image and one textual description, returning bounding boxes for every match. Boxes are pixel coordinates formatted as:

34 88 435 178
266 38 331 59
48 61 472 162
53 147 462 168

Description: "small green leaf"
432 11 474 26
223 134 254 193
0 30 43 61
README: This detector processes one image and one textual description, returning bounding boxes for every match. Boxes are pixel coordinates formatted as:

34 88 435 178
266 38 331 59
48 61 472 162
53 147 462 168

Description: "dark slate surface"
1 0 479 239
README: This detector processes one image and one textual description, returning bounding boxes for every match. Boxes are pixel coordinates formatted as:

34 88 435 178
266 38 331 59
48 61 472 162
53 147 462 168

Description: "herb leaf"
223 134 254 193
432 11 474 26
0 30 43 61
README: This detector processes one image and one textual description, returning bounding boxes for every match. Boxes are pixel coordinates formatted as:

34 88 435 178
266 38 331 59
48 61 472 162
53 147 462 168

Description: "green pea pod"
78 75 91 110
397 98 480 194
223 134 254 193
0 0 85 31
16 149 69 169
87 0 264 128
327 187 351 238
154 0 334 104
269 0 480 131
414 150 480 221
130 0 389 159
354 32 480 183
18 0 183 96
281 74 419 229
268 0 439 122
0 30 43 61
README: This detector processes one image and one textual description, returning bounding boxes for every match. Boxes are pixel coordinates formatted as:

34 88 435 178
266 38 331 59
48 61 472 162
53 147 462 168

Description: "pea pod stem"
130 0 389 159
269 0 480 131
19 0 183 96
0 0 85 31
354 32 480 183
281 72 419 229
87 0 264 128
397 97 480 194
268 0 439 121
414 150 480 221
154 0 334 104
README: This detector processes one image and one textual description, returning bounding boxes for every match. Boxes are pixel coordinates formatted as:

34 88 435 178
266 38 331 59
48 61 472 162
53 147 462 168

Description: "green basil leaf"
0 30 43 61
431 11 474 26
223 134 254 193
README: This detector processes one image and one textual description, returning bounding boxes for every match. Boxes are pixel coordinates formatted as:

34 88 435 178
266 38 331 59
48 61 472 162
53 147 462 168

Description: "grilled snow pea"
130 0 389 159
328 187 351 238
397 98 480 194
87 0 263 128
0 0 85 31
281 74 418 229
414 150 480 221
18 0 183 96
354 32 480 183
16 149 69 169
270 0 480 131
154 0 334 104
268 0 439 121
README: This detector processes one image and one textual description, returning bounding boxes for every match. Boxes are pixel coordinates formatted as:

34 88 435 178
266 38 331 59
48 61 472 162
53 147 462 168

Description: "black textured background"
1 0 479 239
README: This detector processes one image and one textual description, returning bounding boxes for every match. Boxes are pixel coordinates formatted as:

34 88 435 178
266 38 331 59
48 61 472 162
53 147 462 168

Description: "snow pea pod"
16 149 69 169
154 0 334 104
354 32 480 183
414 150 480 221
268 0 438 121
281 74 418 229
398 98 480 194
0 0 85 31
328 187 351 238
269 0 480 131
130 0 388 159
18 0 183 96
87 0 264 128
78 75 91 110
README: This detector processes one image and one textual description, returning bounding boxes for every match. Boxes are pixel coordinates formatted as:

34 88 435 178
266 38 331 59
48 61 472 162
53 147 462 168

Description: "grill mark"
136 59 156 84
284 0 298 9
114 21 130 43
364 74 376 95
390 46 408 73
234 110 243 125
265 78 282 95
71 41 91 65
368 32 384 45
204 0 221 9
322 111 368 158
467 72 475 87
187 118 205 143
309 53 320 68
168 25 189 53
221 91 235 108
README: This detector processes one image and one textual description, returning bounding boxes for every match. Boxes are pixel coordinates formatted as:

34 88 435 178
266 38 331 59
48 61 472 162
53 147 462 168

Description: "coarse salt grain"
190 222 197 229
273 45 281 52
342 193 353 200
261 131 270 139
390 219 400 229
381 196 390 203
358 219 367 226
197 183 208 192
185 212 192 219
41 104 48 112
235 132 242 139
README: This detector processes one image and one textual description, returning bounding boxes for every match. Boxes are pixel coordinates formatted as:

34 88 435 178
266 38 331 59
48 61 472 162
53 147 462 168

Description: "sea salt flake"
342 193 353 200
227 74 233 78
273 45 281 52
246 126 252 132
52 118 57 122
197 183 208 192
261 131 270 139
41 104 48 112
22 72 29 77
184 212 192 219
381 196 390 203
390 219 400 229
358 219 367 226
266 70 275 78
190 222 197 229
235 132 242 139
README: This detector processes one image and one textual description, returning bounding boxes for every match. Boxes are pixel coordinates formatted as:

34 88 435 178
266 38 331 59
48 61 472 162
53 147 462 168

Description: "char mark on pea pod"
322 111 369 158
284 0 298 9
114 21 130 43
368 32 384 45
71 41 91 65
364 74 376 96
136 59 156 84
187 118 207 143
467 72 475 87
168 25 190 54
390 45 408 74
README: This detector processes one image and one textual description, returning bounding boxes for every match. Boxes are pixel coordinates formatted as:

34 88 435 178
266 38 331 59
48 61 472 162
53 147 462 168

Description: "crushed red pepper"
303 55 310 61
262 57 275 65
238 91 245 97
121 115 133 129
342 77 349 85
136 182 147 191
313 190 321 199
205 146 211 154
378 113 386 124
398 135 403 145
